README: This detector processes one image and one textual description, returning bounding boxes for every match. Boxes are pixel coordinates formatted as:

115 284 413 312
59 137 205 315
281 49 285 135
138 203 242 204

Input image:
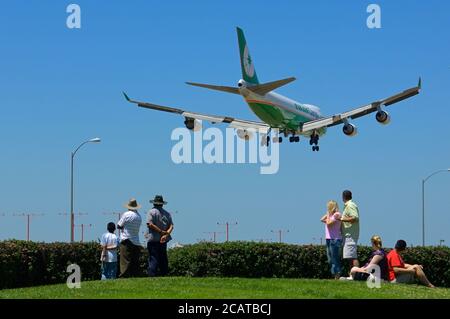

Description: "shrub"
168 242 450 287
0 240 449 289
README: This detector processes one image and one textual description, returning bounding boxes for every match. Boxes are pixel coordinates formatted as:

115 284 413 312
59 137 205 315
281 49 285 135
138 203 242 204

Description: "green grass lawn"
0 277 449 299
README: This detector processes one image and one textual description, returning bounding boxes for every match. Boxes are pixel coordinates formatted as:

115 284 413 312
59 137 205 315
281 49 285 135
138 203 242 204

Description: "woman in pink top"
321 200 342 279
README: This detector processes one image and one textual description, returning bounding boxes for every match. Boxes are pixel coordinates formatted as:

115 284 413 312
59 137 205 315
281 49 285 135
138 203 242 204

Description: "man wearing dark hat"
117 198 142 278
146 195 174 277
387 239 434 288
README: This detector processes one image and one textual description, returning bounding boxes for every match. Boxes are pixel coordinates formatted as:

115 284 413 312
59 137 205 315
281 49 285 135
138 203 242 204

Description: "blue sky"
0 1 449 248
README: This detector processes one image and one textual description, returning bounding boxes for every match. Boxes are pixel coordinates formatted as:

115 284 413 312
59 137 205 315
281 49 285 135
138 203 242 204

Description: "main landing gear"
263 130 282 147
263 130 319 151
309 133 320 152
265 135 282 146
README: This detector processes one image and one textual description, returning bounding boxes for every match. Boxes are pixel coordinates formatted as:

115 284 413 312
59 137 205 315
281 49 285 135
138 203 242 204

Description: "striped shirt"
118 210 142 246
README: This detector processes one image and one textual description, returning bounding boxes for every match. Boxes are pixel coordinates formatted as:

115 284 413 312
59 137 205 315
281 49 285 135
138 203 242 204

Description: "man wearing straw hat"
117 198 142 278
146 195 174 277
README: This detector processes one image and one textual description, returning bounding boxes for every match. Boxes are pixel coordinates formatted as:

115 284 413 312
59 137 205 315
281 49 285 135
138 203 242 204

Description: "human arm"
160 223 174 243
117 214 126 230
148 222 168 235
325 212 340 226
340 216 357 223
320 213 328 223
366 254 383 267
404 263 423 269
393 267 416 275
100 235 107 261
341 204 358 223
147 209 168 235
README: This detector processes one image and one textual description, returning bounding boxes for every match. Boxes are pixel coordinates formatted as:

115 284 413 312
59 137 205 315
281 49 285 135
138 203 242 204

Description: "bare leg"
415 267 434 288
350 266 366 278
347 259 360 276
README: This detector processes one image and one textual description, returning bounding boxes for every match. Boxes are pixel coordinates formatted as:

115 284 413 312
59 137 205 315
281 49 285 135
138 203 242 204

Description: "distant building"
169 241 184 249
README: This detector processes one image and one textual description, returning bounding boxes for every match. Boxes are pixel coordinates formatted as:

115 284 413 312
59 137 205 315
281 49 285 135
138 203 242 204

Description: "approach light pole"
271 229 289 243
204 231 224 243
217 221 238 242
13 213 45 241
422 169 449 246
70 138 101 243
76 223 93 242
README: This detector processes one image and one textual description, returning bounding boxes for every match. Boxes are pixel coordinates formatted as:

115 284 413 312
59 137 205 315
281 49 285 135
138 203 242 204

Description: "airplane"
123 27 421 152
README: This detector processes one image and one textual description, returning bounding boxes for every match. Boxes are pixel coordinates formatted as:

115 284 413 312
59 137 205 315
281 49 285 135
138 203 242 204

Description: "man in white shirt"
117 198 142 278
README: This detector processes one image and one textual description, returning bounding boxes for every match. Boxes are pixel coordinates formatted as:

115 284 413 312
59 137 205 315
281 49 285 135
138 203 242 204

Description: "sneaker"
339 276 353 281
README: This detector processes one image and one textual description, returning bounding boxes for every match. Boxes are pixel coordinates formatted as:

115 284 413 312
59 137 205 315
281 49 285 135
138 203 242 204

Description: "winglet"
418 77 422 90
123 92 131 101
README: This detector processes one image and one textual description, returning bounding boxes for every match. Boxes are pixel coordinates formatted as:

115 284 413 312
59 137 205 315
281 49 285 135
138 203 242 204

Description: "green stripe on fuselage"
247 102 311 131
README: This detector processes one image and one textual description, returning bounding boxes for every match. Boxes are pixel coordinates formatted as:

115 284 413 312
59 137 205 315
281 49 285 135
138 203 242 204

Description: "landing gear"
272 136 283 143
289 135 300 143
266 135 270 147
309 133 320 151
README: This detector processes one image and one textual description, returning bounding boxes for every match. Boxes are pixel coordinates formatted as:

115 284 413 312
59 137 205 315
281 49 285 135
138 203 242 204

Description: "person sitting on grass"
387 239 435 288
100 222 119 280
350 235 389 282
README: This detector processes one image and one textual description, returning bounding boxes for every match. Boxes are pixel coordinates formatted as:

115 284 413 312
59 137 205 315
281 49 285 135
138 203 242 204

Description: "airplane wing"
300 78 422 133
123 92 270 133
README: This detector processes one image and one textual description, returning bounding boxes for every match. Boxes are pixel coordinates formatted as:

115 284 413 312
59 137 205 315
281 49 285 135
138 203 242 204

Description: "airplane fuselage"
238 81 326 136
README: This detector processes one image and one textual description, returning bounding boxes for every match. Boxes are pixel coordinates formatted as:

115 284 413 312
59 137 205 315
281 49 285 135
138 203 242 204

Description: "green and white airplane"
124 27 421 151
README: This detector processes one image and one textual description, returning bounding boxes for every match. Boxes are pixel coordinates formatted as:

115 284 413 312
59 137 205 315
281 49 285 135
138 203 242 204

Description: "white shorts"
343 237 358 259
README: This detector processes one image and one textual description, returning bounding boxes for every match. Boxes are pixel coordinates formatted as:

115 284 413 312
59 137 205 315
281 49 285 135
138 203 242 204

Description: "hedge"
168 242 450 288
0 240 449 289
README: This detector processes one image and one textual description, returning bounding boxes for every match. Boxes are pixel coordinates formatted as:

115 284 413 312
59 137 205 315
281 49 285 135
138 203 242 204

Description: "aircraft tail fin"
237 27 259 84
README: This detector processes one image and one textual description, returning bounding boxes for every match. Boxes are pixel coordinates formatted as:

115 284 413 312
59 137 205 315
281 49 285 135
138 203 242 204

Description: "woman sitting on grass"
350 235 389 282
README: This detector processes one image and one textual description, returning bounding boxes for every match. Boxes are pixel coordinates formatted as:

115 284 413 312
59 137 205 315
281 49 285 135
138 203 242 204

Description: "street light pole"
70 138 101 243
422 168 450 246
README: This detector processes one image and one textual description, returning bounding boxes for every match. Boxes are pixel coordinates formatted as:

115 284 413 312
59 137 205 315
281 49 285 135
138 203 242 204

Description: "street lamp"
422 168 449 246
70 137 101 243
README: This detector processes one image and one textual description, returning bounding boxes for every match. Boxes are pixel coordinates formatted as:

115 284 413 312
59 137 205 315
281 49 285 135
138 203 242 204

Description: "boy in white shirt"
100 222 119 280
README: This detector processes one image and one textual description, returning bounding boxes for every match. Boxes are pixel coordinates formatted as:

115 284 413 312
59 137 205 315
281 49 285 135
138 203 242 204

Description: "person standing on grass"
146 195 174 277
100 222 119 280
117 198 142 278
321 200 342 279
340 190 360 276
387 240 434 288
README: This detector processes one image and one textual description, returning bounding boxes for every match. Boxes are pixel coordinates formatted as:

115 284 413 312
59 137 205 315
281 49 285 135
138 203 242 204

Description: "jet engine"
184 117 202 131
375 110 391 125
236 129 254 141
342 123 358 137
